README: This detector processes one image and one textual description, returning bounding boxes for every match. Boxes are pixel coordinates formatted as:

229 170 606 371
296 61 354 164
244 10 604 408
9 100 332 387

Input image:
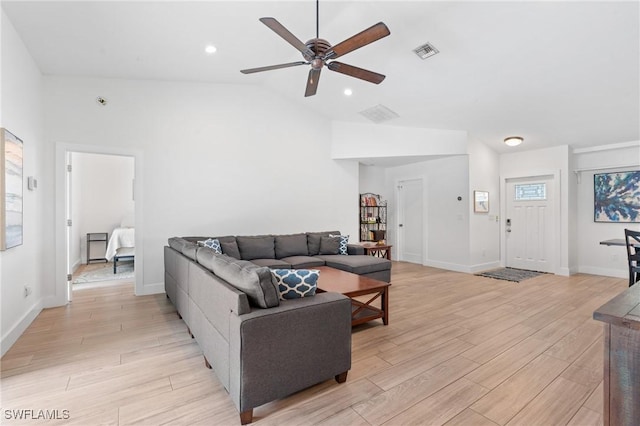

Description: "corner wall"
384 155 471 271
0 10 46 356
468 139 501 271
574 142 640 278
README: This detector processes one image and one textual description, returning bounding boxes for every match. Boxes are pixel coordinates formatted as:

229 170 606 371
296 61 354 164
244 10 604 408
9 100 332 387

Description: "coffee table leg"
382 287 389 325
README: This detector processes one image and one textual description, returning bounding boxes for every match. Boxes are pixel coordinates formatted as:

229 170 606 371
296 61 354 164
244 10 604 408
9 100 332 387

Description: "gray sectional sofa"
182 231 391 282
164 231 390 424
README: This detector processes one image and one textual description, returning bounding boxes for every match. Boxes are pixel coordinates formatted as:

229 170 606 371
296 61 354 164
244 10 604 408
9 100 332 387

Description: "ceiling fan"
240 0 390 97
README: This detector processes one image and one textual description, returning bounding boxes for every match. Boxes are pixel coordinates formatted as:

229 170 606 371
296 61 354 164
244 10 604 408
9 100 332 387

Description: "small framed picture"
474 190 489 213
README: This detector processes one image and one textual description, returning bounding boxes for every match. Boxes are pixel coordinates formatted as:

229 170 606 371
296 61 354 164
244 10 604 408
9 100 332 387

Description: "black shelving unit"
87 232 108 264
360 193 387 242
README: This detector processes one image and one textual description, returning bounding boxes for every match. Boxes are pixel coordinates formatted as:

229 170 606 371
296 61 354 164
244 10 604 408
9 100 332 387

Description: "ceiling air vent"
413 42 439 60
359 104 399 124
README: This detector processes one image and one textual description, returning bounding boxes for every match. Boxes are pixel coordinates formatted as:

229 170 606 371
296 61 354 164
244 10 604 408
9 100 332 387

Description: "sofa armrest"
347 244 365 255
228 292 352 413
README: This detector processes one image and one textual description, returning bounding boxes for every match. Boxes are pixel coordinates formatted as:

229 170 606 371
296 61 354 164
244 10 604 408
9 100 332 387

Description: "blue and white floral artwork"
594 171 640 222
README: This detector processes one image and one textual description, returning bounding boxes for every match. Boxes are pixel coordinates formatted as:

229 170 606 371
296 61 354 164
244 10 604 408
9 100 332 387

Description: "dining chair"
624 228 640 287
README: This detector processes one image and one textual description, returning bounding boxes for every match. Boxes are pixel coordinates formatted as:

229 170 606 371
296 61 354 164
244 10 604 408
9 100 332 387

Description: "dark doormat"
476 267 545 283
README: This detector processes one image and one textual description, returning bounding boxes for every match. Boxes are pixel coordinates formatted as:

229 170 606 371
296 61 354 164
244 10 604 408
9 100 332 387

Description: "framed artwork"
1 128 23 250
594 170 640 222
474 190 489 213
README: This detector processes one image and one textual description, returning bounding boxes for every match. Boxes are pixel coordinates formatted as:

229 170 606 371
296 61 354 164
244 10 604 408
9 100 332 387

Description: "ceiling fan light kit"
504 136 524 147
240 0 390 97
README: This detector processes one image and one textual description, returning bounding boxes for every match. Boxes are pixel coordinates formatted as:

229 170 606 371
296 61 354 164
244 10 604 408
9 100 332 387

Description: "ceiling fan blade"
305 68 321 97
327 62 386 84
324 22 390 60
240 61 307 74
259 17 315 58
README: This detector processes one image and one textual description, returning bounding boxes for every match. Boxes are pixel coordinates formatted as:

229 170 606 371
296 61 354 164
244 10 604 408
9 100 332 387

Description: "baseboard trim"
469 261 501 274
423 260 473 274
1 299 43 357
138 281 164 296
71 258 82 273
577 266 627 279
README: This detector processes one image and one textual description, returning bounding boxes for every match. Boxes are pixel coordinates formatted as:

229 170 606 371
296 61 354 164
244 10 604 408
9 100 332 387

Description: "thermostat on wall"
27 176 37 190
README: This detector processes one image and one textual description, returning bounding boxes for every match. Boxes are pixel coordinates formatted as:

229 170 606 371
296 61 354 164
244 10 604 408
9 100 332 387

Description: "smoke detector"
413 42 439 60
359 104 399 124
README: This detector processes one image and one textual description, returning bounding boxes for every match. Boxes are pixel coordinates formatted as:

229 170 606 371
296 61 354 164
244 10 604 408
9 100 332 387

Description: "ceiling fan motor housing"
304 38 331 63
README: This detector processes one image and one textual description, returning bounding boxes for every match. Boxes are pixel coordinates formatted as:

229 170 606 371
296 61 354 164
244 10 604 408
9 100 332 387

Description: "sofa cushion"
199 254 279 308
251 258 292 269
274 233 308 258
213 236 241 259
198 238 222 254
271 269 319 300
280 256 326 269
236 235 275 260
318 236 340 255
181 241 198 260
168 237 189 252
329 234 349 255
316 254 391 275
306 231 340 256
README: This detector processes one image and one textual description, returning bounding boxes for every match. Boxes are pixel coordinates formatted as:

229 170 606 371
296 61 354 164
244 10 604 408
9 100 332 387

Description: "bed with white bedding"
106 227 135 273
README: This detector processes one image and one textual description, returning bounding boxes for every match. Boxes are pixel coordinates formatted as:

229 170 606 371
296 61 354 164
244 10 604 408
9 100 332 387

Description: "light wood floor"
1 262 625 425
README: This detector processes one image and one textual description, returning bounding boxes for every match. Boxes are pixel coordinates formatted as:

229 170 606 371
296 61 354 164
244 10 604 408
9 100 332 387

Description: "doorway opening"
55 143 142 307
66 151 135 290
67 152 136 294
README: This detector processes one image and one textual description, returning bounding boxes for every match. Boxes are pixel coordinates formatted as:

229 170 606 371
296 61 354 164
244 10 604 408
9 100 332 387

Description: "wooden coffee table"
315 266 390 326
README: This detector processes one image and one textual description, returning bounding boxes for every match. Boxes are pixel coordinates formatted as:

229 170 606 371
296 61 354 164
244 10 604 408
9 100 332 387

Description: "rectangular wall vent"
359 104 399 124
413 42 439 60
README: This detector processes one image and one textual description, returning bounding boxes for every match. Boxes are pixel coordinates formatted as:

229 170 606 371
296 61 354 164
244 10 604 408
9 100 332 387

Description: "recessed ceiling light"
205 45 217 54
504 136 523 147
344 88 353 96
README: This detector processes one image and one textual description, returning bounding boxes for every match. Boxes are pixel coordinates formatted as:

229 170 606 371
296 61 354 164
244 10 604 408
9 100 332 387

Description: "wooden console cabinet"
593 284 640 426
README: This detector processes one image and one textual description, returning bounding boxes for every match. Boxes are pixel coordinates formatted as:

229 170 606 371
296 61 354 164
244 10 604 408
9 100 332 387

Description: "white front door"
398 179 423 263
505 176 555 273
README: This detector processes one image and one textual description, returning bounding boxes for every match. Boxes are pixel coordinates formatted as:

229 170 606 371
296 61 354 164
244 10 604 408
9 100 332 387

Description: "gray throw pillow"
318 236 340 255
307 231 340 255
215 236 241 259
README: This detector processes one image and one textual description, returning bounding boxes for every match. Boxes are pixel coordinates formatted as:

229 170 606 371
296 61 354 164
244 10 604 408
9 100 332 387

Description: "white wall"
500 145 571 275
359 164 387 197
70 152 135 267
573 142 640 278
468 139 501 271
0 10 46 356
44 76 359 297
384 155 471 271
331 121 468 160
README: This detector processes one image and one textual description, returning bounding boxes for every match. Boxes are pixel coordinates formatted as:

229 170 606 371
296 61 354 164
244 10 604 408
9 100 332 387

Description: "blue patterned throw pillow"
271 269 319 300
329 234 349 255
198 238 222 254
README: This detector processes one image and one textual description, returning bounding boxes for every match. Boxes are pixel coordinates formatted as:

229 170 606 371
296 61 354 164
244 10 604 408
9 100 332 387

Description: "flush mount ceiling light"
205 45 217 54
344 88 353 96
504 136 523 147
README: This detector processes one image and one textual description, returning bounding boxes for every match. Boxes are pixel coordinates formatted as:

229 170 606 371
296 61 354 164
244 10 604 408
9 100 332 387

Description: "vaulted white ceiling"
3 1 639 154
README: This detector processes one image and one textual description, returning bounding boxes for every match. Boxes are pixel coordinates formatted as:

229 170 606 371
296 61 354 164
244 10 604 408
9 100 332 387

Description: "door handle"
399 224 404 227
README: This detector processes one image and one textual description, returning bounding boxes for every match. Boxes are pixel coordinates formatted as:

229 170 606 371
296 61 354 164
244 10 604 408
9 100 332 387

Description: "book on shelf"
361 195 379 207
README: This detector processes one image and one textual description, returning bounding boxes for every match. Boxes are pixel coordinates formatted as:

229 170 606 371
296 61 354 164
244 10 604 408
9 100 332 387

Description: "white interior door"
398 179 423 263
505 176 555 273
